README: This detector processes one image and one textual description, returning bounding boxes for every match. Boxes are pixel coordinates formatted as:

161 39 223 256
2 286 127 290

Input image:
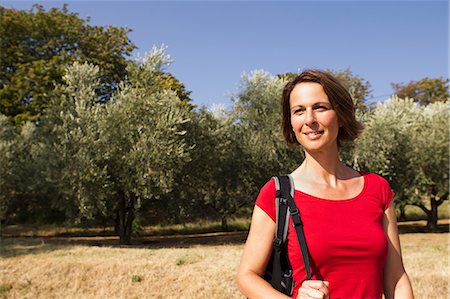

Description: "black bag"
263 175 312 296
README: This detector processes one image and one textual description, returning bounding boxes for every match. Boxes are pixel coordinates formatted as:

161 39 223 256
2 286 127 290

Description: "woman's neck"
294 148 350 187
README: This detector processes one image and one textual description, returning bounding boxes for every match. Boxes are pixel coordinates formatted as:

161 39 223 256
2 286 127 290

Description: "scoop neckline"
293 172 367 203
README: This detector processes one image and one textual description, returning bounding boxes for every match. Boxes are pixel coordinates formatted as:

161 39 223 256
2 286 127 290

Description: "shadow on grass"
1 220 448 258
397 220 449 234
0 230 249 258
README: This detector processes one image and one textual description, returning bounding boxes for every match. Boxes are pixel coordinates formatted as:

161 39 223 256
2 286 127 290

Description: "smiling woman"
237 69 414 299
281 70 363 149
289 82 340 153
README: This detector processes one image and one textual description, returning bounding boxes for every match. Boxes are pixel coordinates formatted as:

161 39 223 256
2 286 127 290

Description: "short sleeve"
379 176 395 211
255 179 277 222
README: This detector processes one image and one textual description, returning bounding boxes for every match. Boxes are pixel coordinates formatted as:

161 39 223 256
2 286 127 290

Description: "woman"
237 70 414 299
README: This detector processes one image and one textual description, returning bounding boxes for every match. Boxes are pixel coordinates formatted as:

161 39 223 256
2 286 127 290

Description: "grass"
131 275 142 283
400 233 449 299
1 228 449 298
0 209 448 298
0 242 243 299
0 284 13 296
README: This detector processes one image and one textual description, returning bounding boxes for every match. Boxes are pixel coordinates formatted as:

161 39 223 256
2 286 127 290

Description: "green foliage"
0 113 58 224
1 22 447 237
355 97 418 202
131 275 142 282
0 114 15 220
329 68 372 112
41 62 109 220
0 4 135 124
0 284 13 295
131 216 143 237
193 112 253 229
234 70 304 176
391 77 449 106
176 257 187 266
39 47 192 243
126 46 193 108
174 254 199 266
355 97 449 228
409 101 449 198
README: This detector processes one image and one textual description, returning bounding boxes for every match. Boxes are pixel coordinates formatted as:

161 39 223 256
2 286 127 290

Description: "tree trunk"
221 215 228 231
0 218 4 239
413 191 448 232
426 195 438 231
114 191 135 245
398 204 407 221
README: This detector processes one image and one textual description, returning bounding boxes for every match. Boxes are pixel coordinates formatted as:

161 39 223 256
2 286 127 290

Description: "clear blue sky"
2 0 449 109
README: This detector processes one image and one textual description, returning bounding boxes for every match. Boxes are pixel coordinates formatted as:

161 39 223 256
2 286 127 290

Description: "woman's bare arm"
237 206 290 299
383 202 414 299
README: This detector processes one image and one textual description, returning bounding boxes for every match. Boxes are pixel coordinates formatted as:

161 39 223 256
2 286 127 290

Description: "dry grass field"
1 222 449 299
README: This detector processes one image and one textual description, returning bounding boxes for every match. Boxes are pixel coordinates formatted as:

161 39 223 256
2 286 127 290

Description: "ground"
0 220 448 298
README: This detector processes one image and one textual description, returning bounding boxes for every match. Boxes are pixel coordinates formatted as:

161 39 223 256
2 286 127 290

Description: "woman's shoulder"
255 178 277 222
360 171 391 187
360 171 394 209
259 178 277 195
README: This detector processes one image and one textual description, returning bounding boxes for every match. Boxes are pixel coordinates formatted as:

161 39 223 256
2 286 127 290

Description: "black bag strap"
274 175 312 280
273 176 290 246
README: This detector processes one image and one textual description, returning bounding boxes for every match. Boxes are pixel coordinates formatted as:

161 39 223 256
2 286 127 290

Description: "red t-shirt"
255 172 394 299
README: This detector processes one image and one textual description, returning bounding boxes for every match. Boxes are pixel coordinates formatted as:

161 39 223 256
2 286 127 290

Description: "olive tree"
355 97 449 229
233 70 304 181
354 97 417 219
0 114 17 229
408 100 449 229
42 47 192 244
0 114 58 230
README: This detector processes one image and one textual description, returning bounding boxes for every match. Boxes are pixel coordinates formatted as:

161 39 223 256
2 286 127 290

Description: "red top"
256 172 394 299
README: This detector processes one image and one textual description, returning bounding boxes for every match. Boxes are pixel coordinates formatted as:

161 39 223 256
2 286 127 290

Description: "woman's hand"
297 280 330 299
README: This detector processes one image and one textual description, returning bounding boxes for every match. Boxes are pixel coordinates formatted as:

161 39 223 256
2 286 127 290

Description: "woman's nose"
304 109 316 126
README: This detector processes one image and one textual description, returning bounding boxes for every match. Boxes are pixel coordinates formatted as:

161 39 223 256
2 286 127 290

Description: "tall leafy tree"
391 77 449 106
175 109 255 230
0 114 58 229
0 114 17 227
125 46 193 109
234 70 304 178
408 100 449 229
0 4 136 124
355 97 449 229
161 71 300 229
42 48 192 244
354 97 417 219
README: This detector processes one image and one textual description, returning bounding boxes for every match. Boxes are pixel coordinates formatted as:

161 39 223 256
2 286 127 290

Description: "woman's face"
289 82 340 153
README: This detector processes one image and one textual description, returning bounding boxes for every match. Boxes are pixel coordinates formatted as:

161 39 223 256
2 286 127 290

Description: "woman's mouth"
303 130 324 139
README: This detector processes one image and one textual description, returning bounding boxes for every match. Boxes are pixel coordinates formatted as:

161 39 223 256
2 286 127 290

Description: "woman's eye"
315 105 329 111
294 109 304 114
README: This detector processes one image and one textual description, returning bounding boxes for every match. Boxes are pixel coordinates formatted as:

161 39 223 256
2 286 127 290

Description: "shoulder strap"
273 176 290 244
287 175 312 280
274 175 312 280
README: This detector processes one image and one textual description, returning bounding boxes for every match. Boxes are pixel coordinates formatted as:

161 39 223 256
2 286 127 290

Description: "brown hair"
281 69 363 147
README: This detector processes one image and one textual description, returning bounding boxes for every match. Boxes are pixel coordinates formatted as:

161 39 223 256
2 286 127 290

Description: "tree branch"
436 192 449 207
410 201 431 216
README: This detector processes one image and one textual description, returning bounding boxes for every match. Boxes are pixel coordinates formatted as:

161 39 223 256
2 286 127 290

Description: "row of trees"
1 5 448 244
